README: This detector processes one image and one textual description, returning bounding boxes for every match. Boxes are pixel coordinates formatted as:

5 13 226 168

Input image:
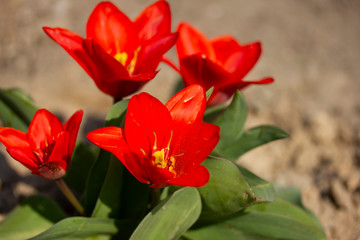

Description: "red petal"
135 32 178 74
125 93 173 156
179 54 230 89
64 110 83 156
87 126 150 184
167 165 210 187
165 84 206 129
134 0 171 42
176 22 216 60
226 42 262 78
172 122 219 173
211 35 242 66
86 2 138 54
0 127 29 149
48 132 70 168
6 147 39 171
28 109 63 160
42 27 95 79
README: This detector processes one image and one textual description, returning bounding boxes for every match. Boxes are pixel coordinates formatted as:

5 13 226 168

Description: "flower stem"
56 178 84 215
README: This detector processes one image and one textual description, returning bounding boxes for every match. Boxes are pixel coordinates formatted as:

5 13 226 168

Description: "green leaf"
63 143 98 195
275 185 325 233
29 217 134 240
0 88 38 131
237 166 275 203
0 195 66 240
197 158 274 222
218 125 289 161
213 91 247 150
184 199 326 240
130 187 201 240
209 91 288 161
82 99 128 216
205 87 214 101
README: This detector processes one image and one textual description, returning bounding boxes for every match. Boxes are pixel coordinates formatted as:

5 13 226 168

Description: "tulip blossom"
43 1 177 99
0 109 83 180
168 22 274 106
88 85 220 188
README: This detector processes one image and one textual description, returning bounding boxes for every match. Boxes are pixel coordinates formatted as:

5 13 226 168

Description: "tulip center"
113 47 141 74
149 131 176 175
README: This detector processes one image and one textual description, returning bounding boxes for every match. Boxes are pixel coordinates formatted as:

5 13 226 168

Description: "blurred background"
0 0 359 239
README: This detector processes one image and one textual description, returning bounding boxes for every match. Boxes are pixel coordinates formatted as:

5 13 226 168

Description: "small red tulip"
88 85 220 188
173 22 274 106
43 1 177 99
0 109 83 180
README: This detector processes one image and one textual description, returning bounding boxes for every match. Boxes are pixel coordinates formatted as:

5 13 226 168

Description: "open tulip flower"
43 0 177 99
88 84 220 188
172 22 274 106
0 109 83 180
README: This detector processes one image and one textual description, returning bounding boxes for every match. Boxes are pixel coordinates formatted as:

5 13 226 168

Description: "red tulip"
0 109 83 180
43 1 177 99
87 85 220 188
171 22 274 106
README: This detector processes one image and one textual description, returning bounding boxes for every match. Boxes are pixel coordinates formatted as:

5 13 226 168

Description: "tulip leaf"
219 125 289 161
212 91 288 161
214 91 247 148
205 87 214 101
0 88 38 131
29 217 135 240
0 195 66 240
183 199 326 240
197 158 274 223
130 187 201 240
82 99 128 216
63 142 98 195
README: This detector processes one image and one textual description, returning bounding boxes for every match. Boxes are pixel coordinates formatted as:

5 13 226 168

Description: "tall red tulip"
170 22 273 106
0 109 83 180
88 85 220 188
43 1 177 99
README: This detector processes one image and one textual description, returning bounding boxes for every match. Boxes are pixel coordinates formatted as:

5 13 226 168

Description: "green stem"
56 178 84 215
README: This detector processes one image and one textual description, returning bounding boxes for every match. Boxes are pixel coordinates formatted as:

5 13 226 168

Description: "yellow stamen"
114 52 128 66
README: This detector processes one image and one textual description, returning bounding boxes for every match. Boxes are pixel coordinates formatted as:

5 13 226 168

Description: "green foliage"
209 91 288 161
29 217 134 240
0 195 66 240
130 188 201 240
197 158 274 222
0 88 38 131
82 99 129 216
183 199 326 240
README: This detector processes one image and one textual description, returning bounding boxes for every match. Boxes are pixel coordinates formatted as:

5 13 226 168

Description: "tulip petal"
42 27 96 79
87 126 150 184
86 2 138 54
211 35 242 65
179 54 230 89
165 84 206 128
225 42 262 78
135 32 178 74
64 110 83 156
48 131 70 167
176 22 216 60
28 109 63 161
125 93 173 155
0 127 29 149
6 147 39 171
172 122 219 173
135 0 171 41
167 165 210 187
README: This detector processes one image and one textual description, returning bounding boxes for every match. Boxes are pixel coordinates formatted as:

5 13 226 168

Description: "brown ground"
0 0 359 239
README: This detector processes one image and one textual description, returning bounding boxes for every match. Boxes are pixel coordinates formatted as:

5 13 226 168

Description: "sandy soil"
1 0 359 239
